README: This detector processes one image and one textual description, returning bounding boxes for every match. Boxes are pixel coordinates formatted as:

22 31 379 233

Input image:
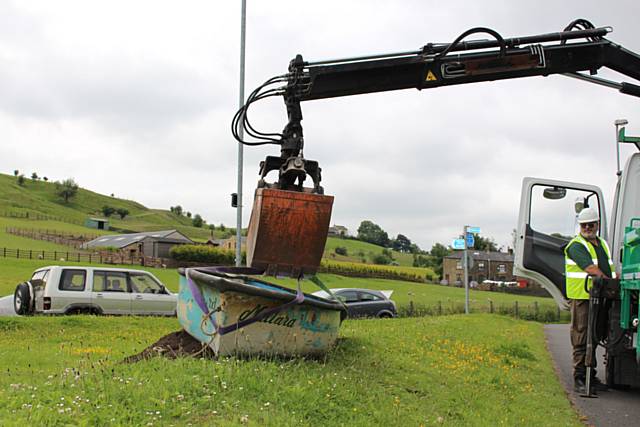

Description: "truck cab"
514 152 640 387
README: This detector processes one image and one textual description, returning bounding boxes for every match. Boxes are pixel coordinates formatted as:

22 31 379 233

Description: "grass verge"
0 314 580 426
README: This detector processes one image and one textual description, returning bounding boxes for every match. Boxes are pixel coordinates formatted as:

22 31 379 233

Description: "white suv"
13 266 176 316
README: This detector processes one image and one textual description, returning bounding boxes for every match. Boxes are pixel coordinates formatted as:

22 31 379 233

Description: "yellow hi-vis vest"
564 235 616 300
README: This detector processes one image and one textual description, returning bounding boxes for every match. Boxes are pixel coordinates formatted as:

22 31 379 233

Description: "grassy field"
0 314 580 426
0 173 229 242
0 257 558 315
324 237 415 267
0 173 440 271
0 257 563 323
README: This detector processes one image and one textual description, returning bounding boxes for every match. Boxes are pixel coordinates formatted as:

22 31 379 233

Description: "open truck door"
514 178 607 309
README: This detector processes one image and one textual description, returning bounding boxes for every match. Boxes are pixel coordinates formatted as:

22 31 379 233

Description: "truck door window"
529 185 600 239
59 270 87 292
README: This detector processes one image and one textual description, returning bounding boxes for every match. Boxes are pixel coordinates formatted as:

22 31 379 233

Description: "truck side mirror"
543 187 566 200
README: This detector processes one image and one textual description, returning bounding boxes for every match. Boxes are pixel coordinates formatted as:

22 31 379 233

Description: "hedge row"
169 245 238 264
319 260 437 283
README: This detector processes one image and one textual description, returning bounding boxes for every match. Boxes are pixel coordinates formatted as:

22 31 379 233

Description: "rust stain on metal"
246 188 333 276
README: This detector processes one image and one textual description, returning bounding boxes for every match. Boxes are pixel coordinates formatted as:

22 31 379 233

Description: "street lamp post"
235 0 247 267
463 225 469 314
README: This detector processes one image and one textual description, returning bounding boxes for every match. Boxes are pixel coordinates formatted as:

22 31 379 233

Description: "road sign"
466 234 475 247
468 226 481 234
452 238 465 250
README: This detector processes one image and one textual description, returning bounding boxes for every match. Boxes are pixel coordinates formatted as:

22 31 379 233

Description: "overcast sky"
1 0 638 250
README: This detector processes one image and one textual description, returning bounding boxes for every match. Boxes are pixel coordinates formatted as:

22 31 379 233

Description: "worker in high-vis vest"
564 207 615 394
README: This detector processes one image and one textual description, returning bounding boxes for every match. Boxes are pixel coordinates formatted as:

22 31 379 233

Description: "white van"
14 266 176 316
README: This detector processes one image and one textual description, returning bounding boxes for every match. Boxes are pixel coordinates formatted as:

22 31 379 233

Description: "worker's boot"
573 377 589 394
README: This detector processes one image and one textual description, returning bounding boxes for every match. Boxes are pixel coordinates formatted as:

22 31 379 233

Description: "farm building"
328 225 349 237
85 217 109 230
442 251 515 285
83 229 193 258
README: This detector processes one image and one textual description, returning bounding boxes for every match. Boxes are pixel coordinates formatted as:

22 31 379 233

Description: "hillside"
0 173 434 277
0 173 229 242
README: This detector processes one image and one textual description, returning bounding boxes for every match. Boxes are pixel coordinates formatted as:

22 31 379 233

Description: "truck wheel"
14 283 32 315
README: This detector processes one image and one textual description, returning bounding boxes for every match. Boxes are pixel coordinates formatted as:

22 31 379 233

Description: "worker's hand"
584 265 606 278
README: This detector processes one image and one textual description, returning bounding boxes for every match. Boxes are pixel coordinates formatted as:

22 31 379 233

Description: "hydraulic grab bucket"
246 188 333 277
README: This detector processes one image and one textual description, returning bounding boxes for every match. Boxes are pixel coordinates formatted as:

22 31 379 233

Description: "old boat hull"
177 267 345 357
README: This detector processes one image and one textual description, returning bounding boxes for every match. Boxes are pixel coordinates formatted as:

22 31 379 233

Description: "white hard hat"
577 207 600 224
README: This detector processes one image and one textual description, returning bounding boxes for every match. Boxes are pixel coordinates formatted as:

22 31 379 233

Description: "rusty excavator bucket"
246 187 333 277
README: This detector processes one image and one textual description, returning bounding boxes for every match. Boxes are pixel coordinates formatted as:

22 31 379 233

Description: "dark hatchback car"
312 288 397 318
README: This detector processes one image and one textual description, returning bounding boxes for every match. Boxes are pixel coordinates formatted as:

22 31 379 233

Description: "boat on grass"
177 266 346 357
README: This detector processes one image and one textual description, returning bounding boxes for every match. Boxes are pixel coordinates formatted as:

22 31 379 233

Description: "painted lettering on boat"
238 304 297 328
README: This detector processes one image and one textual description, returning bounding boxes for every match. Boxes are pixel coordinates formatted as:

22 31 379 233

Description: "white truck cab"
514 152 640 306
514 150 640 388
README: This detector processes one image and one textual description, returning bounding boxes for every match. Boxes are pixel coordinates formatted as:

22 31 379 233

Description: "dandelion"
240 415 249 424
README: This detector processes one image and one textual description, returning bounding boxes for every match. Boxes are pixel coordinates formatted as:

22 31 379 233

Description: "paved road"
545 324 640 426
0 295 17 316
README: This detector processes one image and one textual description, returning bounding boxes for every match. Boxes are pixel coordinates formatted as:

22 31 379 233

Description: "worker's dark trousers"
570 299 596 380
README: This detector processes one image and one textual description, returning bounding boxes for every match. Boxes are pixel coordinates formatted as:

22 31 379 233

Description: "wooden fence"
5 227 98 249
0 246 228 269
0 211 81 224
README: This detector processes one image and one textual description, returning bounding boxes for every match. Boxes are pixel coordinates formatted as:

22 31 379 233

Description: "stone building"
442 250 515 285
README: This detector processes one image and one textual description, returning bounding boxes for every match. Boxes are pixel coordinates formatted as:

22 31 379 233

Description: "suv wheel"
14 282 32 315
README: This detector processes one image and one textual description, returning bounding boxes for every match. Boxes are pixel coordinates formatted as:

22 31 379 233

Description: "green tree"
13 170 19 177
101 205 116 217
357 220 390 247
17 174 26 186
391 234 413 253
192 214 204 228
470 234 497 252
55 178 79 203
412 253 433 268
116 208 129 219
43 177 48 182
372 251 393 265
429 242 452 279
219 224 226 231
31 172 38 181
186 211 192 218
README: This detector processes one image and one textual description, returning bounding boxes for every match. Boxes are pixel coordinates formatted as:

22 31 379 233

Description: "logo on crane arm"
425 70 437 81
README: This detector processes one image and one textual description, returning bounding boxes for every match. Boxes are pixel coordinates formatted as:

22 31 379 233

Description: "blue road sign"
452 238 465 250
466 234 475 247
468 226 481 234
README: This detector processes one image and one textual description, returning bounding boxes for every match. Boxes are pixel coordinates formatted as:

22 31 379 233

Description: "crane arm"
233 21 640 191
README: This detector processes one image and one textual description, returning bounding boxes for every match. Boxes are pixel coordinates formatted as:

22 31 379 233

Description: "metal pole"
463 225 469 314
615 122 622 176
235 0 247 267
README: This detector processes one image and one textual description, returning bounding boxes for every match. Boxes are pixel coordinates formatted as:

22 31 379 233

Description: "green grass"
0 314 580 426
324 237 415 267
0 258 559 320
0 173 230 242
